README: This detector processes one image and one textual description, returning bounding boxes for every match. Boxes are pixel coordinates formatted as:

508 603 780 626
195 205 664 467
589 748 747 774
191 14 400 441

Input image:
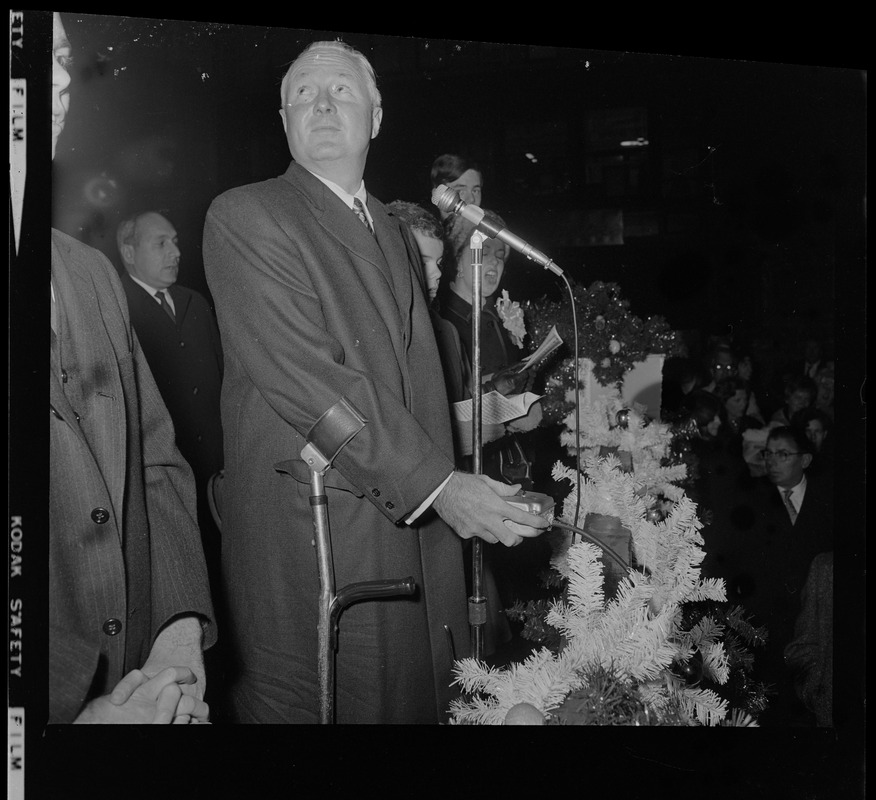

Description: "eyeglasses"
759 449 803 463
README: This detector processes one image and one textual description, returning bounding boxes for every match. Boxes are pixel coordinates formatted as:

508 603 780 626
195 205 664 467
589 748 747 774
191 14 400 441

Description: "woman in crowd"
714 377 763 440
770 374 818 427
438 208 548 627
813 363 835 420
437 206 536 473
733 346 767 424
713 377 765 483
791 406 834 476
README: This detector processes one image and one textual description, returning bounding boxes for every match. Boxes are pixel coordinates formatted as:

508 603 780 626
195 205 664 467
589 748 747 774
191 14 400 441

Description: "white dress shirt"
129 274 176 315
309 173 375 231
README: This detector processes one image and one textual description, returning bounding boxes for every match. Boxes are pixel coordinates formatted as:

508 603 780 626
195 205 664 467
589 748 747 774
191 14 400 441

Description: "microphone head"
431 184 462 214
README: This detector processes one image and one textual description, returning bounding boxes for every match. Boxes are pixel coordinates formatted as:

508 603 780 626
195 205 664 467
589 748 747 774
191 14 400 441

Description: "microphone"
431 184 563 276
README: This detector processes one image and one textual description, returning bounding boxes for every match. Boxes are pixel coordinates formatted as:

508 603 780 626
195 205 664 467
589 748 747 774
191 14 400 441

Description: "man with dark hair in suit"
203 39 548 724
50 11 215 724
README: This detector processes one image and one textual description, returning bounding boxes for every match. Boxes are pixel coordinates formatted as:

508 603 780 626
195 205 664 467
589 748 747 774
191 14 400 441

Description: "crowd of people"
663 337 835 726
48 13 834 727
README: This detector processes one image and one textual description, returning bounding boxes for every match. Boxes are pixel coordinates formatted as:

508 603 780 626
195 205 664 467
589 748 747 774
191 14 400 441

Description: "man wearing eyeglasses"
746 425 834 724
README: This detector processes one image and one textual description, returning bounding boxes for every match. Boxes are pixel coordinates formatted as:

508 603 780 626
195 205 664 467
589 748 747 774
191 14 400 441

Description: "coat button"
61 369 68 383
385 501 395 510
179 341 186 347
91 507 110 524
371 488 381 497
192 386 199 395
102 618 123 636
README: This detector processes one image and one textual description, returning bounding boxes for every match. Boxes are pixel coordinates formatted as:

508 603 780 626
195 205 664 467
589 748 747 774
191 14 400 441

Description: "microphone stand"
468 229 487 661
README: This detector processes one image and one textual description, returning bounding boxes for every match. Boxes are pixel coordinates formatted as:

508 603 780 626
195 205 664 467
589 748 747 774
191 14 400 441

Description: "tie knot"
158 289 176 322
352 198 374 235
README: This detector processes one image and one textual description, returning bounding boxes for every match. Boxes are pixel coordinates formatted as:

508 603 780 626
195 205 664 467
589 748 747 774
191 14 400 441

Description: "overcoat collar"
280 161 416 346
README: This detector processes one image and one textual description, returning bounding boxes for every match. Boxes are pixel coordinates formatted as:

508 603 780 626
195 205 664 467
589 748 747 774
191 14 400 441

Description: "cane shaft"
310 473 335 725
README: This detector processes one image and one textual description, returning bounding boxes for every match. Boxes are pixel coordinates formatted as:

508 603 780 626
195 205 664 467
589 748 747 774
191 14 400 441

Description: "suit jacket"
50 229 215 723
119 274 224 488
703 468 833 718
203 162 469 723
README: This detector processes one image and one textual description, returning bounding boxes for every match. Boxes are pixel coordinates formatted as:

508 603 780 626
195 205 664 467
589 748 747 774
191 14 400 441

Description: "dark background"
16 11 867 794
52 13 867 386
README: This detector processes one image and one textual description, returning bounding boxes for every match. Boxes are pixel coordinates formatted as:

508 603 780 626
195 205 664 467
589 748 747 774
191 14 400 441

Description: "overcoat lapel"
280 163 411 366
371 201 414 328
167 284 190 326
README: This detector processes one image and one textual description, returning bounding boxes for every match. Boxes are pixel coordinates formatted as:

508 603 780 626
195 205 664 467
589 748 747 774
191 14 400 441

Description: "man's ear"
371 106 383 140
120 244 135 268
801 452 813 470
279 107 288 134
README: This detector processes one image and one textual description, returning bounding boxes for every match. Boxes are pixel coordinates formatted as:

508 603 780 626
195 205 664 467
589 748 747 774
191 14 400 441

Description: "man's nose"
52 63 71 93
314 88 336 113
52 70 70 111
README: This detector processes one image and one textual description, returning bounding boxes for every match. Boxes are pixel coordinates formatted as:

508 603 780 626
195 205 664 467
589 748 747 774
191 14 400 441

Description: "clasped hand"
433 471 550 546
74 666 209 724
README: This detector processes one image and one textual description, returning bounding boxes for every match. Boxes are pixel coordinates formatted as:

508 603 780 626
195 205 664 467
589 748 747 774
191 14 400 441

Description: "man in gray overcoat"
203 39 547 723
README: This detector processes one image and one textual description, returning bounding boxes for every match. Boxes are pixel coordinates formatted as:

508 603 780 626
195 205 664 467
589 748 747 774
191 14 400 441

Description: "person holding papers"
438 210 555 626
437 208 544 484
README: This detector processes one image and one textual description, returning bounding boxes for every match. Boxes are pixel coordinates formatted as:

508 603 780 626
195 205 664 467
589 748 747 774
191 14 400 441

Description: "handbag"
485 431 532 489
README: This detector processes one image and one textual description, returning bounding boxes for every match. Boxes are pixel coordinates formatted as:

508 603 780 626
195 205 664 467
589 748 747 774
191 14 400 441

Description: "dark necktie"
352 197 374 235
782 488 798 525
158 290 176 323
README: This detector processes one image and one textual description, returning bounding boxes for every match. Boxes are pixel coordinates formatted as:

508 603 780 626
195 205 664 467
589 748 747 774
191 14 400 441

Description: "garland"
524 280 684 425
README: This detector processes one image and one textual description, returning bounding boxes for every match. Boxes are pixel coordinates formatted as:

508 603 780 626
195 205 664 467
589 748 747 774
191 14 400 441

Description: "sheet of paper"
453 391 543 424
516 325 563 372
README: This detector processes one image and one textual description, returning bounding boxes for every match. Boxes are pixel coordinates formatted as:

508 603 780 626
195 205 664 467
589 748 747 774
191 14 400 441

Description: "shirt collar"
129 274 163 299
309 172 370 218
778 474 807 499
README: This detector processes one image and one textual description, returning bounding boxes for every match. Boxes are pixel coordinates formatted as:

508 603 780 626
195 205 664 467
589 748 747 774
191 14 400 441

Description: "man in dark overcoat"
203 40 548 723
116 211 224 594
